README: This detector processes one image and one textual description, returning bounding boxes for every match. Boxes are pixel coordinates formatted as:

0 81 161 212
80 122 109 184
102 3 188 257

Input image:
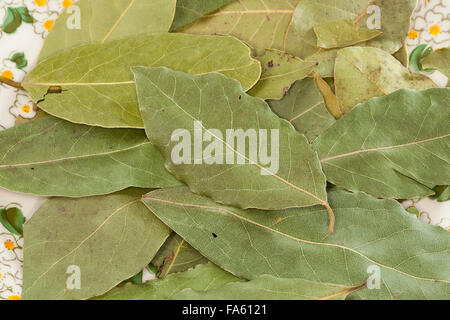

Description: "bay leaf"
284 0 418 76
170 0 235 31
314 88 450 199
431 186 450 202
94 263 241 300
248 49 317 100
179 0 300 56
39 0 177 60
96 262 366 300
285 0 417 60
173 275 366 300
312 72 343 119
151 233 208 278
335 47 436 112
133 67 335 232
23 189 171 300
314 19 382 49
393 41 409 68
23 34 261 128
0 116 180 197
268 77 335 142
421 47 450 82
143 186 450 300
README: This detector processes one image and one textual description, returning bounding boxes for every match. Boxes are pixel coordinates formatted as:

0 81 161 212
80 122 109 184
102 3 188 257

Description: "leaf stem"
324 203 335 234
0 76 24 90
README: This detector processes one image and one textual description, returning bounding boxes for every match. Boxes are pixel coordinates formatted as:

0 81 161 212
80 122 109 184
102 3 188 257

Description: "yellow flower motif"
4 240 15 250
22 105 31 113
429 25 440 36
34 0 47 6
63 0 74 8
44 20 55 31
0 272 2 278
1 70 13 79
8 295 21 300
408 30 418 40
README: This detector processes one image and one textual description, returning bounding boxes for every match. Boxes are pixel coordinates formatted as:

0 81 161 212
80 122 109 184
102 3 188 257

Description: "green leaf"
268 77 335 142
335 47 436 113
409 44 434 73
170 0 235 31
23 189 171 300
179 0 300 56
24 34 261 128
143 187 450 300
16 7 34 24
0 116 181 197
313 19 382 49
96 263 366 300
0 207 25 236
38 0 177 60
133 67 332 225
393 41 409 68
314 88 450 199
2 7 23 34
94 263 242 300
151 233 208 278
422 47 450 81
10 52 28 70
173 275 366 300
285 0 418 76
248 49 317 100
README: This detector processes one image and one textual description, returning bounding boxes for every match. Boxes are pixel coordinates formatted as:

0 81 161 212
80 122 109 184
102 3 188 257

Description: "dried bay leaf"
314 88 450 199
312 72 343 119
248 49 317 100
421 47 450 82
268 77 335 142
393 41 409 68
39 0 177 60
133 67 335 232
96 263 366 300
314 19 382 49
94 263 241 300
0 116 181 197
170 0 235 31
285 0 417 59
143 187 450 300
284 0 418 76
179 0 300 56
23 189 171 300
151 233 208 278
335 47 436 112
24 34 261 128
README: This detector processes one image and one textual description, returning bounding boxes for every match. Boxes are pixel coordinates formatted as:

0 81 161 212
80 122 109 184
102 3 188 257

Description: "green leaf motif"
143 187 450 300
23 189 171 300
170 0 235 31
24 34 261 128
10 52 28 70
2 7 23 34
268 77 335 142
94 263 242 300
16 7 34 24
179 0 300 56
313 19 382 49
431 186 450 202
421 47 450 82
335 47 436 112
0 207 25 236
314 88 450 199
151 233 208 278
0 116 181 197
248 49 317 100
133 67 329 213
38 0 177 60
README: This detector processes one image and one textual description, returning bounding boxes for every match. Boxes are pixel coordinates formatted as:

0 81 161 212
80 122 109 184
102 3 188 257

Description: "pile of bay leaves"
0 0 449 300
